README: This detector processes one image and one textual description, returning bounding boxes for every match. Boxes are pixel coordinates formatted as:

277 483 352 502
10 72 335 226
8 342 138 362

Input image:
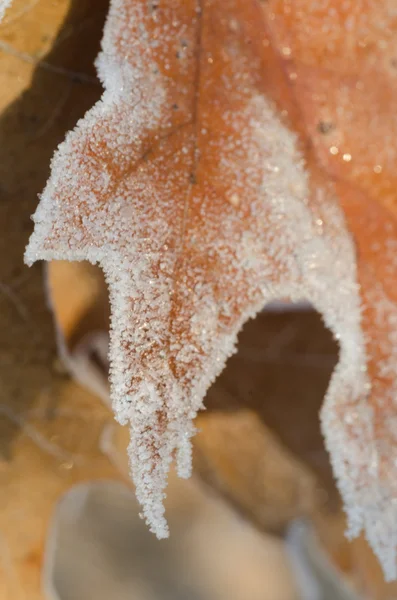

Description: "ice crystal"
24 0 396 580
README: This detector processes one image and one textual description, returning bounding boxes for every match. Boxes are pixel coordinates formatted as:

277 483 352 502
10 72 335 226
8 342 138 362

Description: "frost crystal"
24 0 396 579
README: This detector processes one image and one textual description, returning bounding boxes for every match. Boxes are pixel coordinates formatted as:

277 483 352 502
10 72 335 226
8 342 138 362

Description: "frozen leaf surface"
265 0 397 580
24 0 397 579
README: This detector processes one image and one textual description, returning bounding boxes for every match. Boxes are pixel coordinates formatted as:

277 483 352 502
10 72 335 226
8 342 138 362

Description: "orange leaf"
24 0 397 579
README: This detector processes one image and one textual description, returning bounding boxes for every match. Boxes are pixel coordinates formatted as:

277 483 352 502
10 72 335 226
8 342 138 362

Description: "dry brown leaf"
0 2 119 598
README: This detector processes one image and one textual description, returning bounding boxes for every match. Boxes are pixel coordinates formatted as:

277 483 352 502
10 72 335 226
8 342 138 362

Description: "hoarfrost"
23 0 396 579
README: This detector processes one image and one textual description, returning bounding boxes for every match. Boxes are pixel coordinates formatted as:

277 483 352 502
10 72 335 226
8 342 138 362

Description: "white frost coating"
0 0 12 21
23 0 395 579
342 282 397 582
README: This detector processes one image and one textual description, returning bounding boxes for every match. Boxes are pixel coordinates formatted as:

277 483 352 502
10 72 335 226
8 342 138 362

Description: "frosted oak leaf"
24 0 396 581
